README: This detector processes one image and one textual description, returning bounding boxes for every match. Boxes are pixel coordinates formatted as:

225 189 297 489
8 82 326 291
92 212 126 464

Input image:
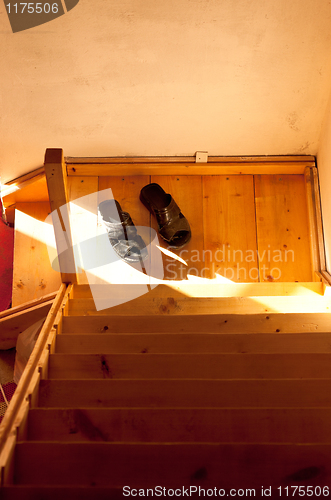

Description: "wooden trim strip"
4 167 45 186
305 167 321 278
65 155 315 164
67 162 314 177
0 292 56 320
312 168 327 271
0 283 67 484
321 270 331 286
2 171 45 198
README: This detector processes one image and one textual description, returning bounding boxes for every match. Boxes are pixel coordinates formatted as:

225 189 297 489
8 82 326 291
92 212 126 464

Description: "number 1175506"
6 3 59 14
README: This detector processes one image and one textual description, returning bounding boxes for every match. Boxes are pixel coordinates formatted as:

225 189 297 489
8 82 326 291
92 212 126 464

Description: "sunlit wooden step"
47 353 331 380
62 313 331 334
68 295 331 316
26 407 331 444
71 282 325 299
55 333 331 354
38 379 331 408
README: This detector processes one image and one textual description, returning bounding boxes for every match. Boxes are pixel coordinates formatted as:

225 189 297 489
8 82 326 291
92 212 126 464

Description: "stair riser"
38 379 331 408
27 408 331 444
55 333 331 354
47 353 331 379
62 314 331 334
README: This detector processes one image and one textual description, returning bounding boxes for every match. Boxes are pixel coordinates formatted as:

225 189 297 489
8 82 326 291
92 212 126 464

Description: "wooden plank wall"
66 173 313 283
12 203 61 307
255 175 312 282
67 177 98 285
203 176 258 282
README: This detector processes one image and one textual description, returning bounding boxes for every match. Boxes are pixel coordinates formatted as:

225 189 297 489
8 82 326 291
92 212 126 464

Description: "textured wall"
1 0 331 182
317 95 331 273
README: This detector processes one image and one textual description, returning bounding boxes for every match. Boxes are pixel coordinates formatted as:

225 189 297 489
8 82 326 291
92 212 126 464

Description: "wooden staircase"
1 282 331 498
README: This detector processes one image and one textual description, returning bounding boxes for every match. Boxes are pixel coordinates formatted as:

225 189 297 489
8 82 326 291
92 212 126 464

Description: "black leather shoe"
98 200 148 263
140 183 191 249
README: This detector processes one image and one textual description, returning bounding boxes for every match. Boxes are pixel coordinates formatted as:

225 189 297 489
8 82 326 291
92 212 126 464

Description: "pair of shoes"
98 184 191 263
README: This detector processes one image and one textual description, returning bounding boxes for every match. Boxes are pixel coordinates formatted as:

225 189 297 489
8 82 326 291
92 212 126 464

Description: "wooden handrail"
0 292 56 320
0 283 67 461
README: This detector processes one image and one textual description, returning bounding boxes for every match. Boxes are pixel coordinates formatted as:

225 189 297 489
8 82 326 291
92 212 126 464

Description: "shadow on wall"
0 219 14 313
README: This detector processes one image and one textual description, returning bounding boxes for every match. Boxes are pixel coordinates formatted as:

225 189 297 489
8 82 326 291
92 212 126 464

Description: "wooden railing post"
44 148 77 284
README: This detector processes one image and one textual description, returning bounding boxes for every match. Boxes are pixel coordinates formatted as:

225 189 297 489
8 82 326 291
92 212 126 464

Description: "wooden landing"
68 173 314 284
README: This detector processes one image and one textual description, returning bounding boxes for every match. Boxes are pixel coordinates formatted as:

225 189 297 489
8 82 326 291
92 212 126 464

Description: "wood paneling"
12 203 61 307
255 174 312 282
96 176 152 285
203 176 258 281
98 176 150 227
67 176 98 285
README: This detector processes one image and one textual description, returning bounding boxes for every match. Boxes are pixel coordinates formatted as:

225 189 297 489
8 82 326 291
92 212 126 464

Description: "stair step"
26 407 331 443
61 313 331 334
71 282 325 299
38 379 331 408
55 333 331 354
48 353 331 379
68 295 331 316
13 442 331 488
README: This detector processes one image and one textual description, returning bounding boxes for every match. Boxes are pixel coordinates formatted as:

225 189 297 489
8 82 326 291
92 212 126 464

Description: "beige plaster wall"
1 0 331 183
317 95 331 272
